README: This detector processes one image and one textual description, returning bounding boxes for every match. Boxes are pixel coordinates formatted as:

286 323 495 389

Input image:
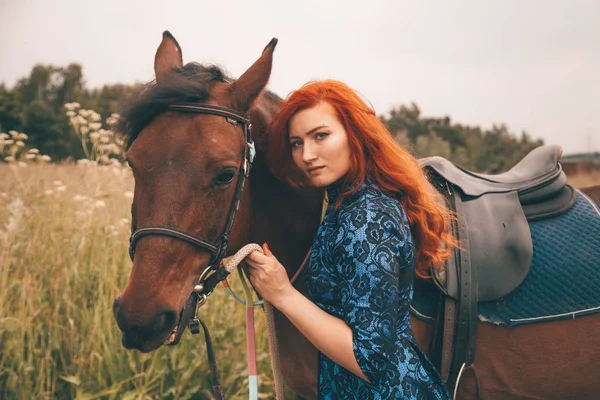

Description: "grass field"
0 163 279 400
1 163 599 400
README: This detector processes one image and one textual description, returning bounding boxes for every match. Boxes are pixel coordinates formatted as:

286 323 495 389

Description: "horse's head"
113 31 277 352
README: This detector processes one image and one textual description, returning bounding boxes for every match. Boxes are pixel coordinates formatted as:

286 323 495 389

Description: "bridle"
128 102 256 319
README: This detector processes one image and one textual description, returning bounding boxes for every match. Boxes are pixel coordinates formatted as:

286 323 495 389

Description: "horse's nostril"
153 308 178 337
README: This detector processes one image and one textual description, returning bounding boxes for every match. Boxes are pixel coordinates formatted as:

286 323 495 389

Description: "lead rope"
221 245 309 400
221 193 328 400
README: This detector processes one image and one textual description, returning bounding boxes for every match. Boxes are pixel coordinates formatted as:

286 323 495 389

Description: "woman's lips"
308 166 325 175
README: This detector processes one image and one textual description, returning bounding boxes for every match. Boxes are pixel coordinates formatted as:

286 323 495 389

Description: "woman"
247 80 455 399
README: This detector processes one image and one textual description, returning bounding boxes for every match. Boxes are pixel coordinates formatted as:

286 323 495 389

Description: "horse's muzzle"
112 298 178 352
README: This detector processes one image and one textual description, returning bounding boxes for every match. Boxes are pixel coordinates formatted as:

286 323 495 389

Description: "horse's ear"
154 31 183 80
231 38 278 111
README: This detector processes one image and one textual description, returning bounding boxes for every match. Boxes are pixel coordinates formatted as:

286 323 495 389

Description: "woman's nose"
302 142 317 163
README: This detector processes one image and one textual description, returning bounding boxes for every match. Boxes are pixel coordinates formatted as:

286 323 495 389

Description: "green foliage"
0 64 139 161
2 63 544 169
380 104 544 172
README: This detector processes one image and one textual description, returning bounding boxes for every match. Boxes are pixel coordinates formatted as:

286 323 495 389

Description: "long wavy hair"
267 80 456 277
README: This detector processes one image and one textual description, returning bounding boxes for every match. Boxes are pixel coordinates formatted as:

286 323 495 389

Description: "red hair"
267 80 456 278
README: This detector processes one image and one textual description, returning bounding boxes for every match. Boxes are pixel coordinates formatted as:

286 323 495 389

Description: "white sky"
1 0 598 154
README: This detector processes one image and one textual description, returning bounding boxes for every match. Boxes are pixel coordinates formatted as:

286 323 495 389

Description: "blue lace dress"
305 179 450 399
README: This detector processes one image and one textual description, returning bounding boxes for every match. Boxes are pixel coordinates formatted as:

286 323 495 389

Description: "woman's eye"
290 141 302 148
214 170 236 186
315 132 328 140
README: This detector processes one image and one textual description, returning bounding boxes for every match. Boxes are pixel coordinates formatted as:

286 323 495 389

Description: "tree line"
0 63 543 172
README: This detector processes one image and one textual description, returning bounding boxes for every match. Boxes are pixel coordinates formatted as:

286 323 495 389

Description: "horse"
583 184 600 206
113 32 600 399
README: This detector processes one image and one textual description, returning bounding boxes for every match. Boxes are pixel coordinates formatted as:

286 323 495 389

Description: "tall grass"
0 164 281 399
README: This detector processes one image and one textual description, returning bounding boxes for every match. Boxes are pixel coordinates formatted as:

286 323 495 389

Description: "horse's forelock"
116 63 232 149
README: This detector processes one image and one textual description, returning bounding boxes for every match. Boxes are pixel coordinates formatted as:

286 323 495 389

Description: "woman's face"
288 102 352 188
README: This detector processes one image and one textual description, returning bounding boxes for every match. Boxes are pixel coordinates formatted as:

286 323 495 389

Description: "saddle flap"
437 190 533 302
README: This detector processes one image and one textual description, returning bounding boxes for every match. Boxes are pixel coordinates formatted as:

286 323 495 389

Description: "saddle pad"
411 190 600 327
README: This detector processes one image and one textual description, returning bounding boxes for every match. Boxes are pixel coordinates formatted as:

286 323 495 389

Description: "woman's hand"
246 243 294 307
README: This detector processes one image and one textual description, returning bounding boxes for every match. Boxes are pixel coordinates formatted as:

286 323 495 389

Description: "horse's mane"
116 63 282 149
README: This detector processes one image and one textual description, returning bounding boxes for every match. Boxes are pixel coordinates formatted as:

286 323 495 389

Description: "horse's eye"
214 169 236 186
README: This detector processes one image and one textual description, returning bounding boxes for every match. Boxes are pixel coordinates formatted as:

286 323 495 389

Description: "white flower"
18 133 28 140
40 155 51 162
45 189 54 195
90 111 102 122
106 113 120 125
28 148 40 154
0 133 8 140
94 200 106 208
124 191 134 199
64 102 80 111
89 122 102 131
66 111 76 118
25 154 37 160
4 140 14 145
56 185 66 192
53 180 63 186
16 141 25 147
17 162 27 168
9 130 18 138
89 132 100 141
4 156 14 162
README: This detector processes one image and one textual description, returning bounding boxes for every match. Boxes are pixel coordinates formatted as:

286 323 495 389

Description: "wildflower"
4 156 15 162
89 122 102 131
4 140 14 145
90 111 102 122
40 155 51 162
66 111 76 118
124 191 134 199
0 133 8 140
5 197 25 233
16 141 25 147
25 154 36 159
9 130 18 138
28 148 40 154
64 102 81 111
106 113 120 125
18 133 28 140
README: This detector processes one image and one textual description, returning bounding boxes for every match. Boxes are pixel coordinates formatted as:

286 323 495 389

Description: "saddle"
419 145 577 395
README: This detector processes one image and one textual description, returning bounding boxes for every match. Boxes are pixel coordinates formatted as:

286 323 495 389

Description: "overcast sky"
1 0 598 154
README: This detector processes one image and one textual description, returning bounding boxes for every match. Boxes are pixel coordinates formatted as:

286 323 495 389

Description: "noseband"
128 102 256 306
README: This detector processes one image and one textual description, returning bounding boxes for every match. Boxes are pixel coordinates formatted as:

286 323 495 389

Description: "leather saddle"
419 145 577 395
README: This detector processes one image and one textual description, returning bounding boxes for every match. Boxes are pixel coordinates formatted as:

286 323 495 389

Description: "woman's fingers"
263 242 273 256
